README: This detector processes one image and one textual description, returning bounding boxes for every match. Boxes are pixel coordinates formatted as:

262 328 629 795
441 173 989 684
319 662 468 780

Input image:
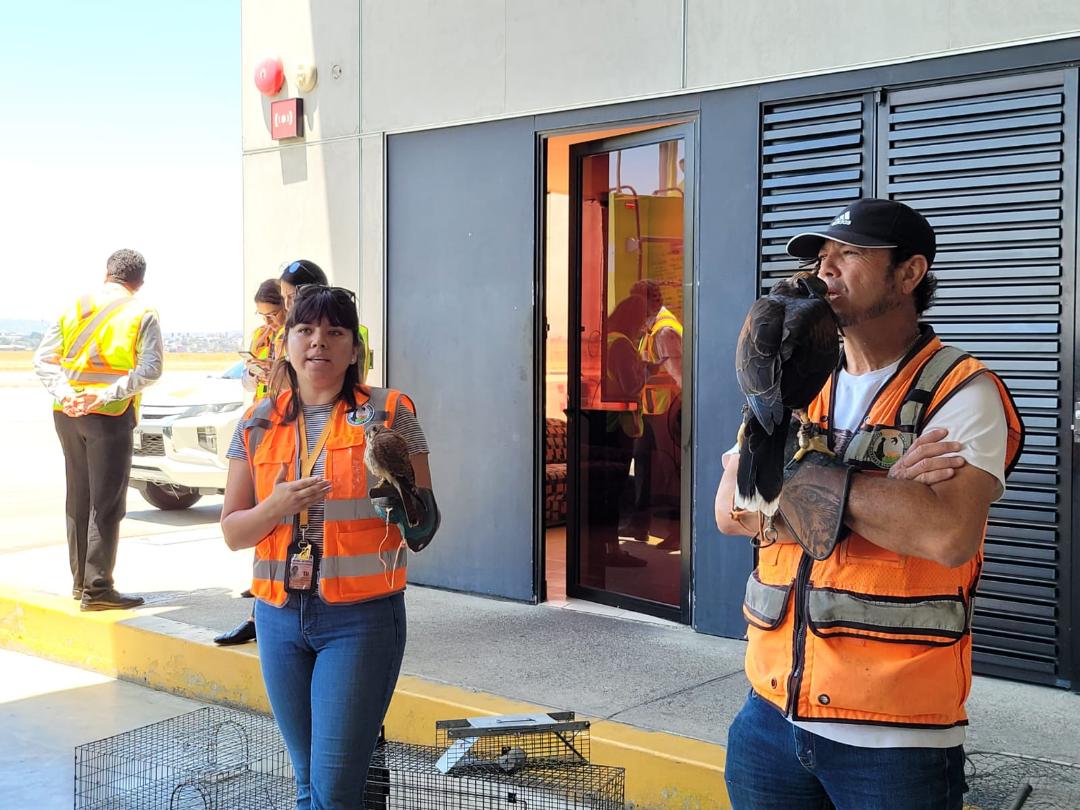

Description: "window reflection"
575 140 685 608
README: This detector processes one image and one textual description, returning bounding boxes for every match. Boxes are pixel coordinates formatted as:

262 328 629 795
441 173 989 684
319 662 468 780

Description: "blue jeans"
724 691 967 810
255 592 406 809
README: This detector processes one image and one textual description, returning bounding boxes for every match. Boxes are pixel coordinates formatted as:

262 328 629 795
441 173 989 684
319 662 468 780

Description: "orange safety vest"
240 385 414 606
743 327 1024 729
249 325 276 400
53 285 151 417
638 306 682 416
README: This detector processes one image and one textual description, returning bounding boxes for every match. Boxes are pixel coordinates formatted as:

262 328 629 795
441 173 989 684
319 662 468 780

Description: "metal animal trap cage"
74 706 294 810
366 739 625 809
964 751 1080 810
435 712 592 771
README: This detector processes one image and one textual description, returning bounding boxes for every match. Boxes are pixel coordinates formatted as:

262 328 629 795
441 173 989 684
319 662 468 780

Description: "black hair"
254 278 283 306
275 286 367 422
890 247 938 315
279 259 328 287
106 249 146 286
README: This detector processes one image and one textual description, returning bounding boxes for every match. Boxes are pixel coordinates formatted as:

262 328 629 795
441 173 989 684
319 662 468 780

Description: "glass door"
567 123 694 621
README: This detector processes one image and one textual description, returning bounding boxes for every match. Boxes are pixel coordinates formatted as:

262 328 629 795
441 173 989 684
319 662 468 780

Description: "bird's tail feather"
394 480 425 528
735 414 790 518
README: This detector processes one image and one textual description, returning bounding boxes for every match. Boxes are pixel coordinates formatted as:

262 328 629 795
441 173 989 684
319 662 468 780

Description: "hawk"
364 424 423 527
734 270 839 519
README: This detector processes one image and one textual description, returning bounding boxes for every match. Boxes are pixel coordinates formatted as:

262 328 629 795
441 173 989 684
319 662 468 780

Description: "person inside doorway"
580 293 650 586
622 279 683 549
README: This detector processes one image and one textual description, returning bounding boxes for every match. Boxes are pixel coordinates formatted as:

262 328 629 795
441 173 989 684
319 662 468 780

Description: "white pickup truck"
129 362 252 509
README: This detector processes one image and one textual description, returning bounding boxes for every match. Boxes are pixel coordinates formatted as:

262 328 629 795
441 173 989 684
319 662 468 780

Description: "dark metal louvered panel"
759 96 872 292
880 70 1077 686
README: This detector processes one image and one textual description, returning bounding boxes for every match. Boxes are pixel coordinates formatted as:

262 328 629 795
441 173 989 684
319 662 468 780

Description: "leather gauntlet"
777 422 856 561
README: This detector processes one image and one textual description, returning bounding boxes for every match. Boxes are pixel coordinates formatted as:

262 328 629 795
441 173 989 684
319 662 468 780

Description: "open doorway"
541 120 693 621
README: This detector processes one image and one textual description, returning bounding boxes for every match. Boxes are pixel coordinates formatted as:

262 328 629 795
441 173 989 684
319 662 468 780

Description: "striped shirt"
227 399 428 549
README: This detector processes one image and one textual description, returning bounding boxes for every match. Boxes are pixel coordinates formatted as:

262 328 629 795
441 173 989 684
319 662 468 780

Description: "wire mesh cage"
435 712 592 771
74 706 294 810
75 707 624 810
965 751 1080 810
366 740 625 810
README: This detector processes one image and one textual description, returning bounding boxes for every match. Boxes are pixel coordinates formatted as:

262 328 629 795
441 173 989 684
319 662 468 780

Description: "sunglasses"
295 284 357 302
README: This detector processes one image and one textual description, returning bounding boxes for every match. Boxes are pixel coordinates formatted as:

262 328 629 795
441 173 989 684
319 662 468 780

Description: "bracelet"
730 502 776 548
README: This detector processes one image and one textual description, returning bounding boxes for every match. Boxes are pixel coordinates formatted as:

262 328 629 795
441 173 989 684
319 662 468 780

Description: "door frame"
560 121 697 623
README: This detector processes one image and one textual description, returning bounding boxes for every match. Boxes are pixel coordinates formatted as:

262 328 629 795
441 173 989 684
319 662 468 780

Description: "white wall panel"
361 0 506 133
505 0 683 112
241 140 360 339
241 0 360 151
686 0 1080 91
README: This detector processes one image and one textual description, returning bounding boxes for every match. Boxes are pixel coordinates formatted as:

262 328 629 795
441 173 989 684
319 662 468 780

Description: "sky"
1 1 242 333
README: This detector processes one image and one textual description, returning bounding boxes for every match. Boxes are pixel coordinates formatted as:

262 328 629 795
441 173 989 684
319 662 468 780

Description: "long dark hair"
274 286 368 422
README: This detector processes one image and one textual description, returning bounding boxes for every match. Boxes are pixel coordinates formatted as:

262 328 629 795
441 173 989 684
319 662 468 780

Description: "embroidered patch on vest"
346 403 376 427
866 428 909 469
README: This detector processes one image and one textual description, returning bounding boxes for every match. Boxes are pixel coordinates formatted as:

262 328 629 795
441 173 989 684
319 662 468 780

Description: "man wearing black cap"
714 199 1024 808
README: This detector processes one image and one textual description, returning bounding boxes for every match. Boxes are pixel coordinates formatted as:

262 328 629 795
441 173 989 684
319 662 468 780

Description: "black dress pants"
52 408 135 597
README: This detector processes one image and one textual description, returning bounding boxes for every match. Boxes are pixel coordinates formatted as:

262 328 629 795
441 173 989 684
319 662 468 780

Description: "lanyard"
295 401 340 546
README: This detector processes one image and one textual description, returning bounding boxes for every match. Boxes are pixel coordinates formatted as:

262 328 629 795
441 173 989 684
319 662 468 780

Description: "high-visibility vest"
250 325 275 400
240 385 414 606
638 306 682 416
743 327 1024 729
53 285 151 417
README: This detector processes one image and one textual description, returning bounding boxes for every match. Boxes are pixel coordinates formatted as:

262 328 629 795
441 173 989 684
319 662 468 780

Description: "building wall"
242 1 1080 376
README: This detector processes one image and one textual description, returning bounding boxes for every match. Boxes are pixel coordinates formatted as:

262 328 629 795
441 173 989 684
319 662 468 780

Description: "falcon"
734 270 839 521
364 424 423 527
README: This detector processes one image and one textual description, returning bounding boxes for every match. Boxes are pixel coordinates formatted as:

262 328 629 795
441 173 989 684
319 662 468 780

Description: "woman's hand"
244 358 271 383
887 428 965 485
262 463 332 519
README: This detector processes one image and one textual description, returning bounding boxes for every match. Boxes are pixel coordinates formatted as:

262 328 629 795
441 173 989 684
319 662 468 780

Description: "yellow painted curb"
0 589 729 809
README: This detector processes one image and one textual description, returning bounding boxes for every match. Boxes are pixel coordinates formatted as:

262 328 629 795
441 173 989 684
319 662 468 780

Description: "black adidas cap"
786 198 936 266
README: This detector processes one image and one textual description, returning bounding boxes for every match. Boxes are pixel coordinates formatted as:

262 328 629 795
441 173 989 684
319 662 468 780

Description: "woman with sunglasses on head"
216 261 372 647
221 284 439 807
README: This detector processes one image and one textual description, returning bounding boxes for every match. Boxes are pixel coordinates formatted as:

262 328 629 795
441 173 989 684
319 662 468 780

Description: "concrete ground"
4 366 1080 807
0 649 208 810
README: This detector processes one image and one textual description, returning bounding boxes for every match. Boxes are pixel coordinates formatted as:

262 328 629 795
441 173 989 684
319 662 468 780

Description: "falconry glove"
371 485 441 553
776 420 856 561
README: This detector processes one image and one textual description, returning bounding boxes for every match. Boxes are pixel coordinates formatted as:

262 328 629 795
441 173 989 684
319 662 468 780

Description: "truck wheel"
142 483 203 510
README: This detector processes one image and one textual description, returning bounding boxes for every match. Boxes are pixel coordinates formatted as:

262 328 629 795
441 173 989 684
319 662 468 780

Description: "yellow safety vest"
638 306 682 416
54 286 150 417
251 325 275 400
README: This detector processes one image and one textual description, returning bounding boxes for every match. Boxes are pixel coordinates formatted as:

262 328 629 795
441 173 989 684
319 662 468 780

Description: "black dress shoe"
239 589 254 599
214 619 257 646
80 590 145 611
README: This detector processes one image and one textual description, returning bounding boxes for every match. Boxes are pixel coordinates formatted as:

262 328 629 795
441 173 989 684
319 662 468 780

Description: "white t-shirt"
729 360 1009 748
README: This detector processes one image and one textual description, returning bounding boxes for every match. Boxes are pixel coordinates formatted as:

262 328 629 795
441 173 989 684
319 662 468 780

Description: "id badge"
285 542 318 593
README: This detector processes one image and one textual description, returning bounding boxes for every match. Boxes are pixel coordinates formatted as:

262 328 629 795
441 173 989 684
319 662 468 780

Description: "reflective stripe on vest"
55 287 148 417
243 385 413 606
742 326 1025 728
743 572 791 629
807 588 967 640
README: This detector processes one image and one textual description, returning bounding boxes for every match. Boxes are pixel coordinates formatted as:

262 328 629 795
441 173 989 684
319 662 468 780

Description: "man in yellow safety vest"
623 279 683 547
33 249 163 611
